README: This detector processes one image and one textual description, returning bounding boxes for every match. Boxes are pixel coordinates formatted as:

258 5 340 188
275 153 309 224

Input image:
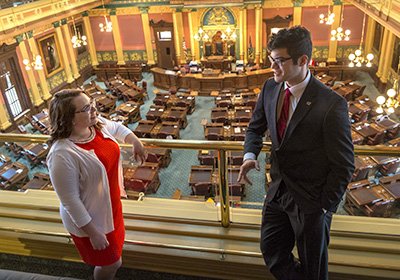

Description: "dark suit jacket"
245 75 355 213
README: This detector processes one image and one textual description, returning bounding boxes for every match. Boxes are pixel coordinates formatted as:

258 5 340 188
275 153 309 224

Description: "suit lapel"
269 82 283 145
281 77 318 144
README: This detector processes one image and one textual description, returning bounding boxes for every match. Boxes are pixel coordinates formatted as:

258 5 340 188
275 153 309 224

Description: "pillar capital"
292 0 304 8
139 6 149 14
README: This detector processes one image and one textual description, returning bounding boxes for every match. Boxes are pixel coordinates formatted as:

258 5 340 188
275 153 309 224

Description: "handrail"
1 133 400 227
0 133 399 155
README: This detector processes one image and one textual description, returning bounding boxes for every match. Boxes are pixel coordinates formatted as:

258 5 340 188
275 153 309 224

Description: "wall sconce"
71 17 87 48
319 4 335 25
376 57 400 114
193 27 210 60
330 5 350 41
99 0 112 32
23 55 43 71
348 9 373 68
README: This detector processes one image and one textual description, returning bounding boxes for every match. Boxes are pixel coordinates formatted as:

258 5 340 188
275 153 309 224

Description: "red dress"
71 129 125 266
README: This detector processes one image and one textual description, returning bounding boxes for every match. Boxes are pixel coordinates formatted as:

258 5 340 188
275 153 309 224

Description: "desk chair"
366 131 385 145
125 178 149 193
192 182 212 196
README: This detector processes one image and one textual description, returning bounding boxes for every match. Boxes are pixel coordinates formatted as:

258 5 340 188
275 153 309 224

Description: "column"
255 5 262 64
327 3 342 63
27 36 52 100
0 101 12 131
172 8 184 64
140 7 155 65
188 9 196 60
61 19 80 79
54 21 74 83
293 4 302 26
380 31 395 83
239 7 245 60
110 9 125 65
16 34 43 107
82 11 98 66
364 16 376 55
376 28 389 78
243 6 248 64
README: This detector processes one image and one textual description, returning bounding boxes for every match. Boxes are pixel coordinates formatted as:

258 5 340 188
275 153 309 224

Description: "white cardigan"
47 117 131 237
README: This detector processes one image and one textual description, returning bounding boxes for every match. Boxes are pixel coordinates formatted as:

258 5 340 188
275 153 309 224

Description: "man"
238 26 354 280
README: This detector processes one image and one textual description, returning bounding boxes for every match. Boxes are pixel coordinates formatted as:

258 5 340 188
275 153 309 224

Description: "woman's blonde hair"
48 89 102 145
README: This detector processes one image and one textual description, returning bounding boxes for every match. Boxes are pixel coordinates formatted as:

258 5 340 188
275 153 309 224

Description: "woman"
47 89 146 280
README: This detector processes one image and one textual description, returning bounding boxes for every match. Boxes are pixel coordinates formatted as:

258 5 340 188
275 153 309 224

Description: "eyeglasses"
268 55 292 67
75 99 96 114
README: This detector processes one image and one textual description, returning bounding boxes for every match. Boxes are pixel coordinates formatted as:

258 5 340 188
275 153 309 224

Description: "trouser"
260 184 333 280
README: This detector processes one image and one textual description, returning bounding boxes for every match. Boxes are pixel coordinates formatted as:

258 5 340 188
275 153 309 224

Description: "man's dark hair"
267 25 312 65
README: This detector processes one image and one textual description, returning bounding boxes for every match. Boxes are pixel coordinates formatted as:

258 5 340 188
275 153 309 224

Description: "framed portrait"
70 22 87 56
38 34 63 77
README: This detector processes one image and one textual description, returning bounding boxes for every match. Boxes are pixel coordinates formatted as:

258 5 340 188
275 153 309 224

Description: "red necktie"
277 88 292 142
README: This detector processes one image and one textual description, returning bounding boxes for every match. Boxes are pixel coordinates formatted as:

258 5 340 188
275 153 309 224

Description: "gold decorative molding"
0 0 109 40
115 7 140 15
348 0 400 38
148 6 173 13
262 0 293 8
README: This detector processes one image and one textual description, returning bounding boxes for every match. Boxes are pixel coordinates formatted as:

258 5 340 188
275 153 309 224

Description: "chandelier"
99 0 112 32
330 6 350 41
193 27 210 60
23 55 43 71
319 4 335 25
71 18 87 48
376 57 400 114
348 9 373 68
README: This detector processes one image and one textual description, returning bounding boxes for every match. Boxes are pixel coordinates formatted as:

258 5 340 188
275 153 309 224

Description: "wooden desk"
161 109 188 128
20 173 52 191
146 106 165 121
189 166 215 195
0 154 11 171
370 156 400 176
353 156 378 181
123 163 160 194
375 116 400 139
0 162 29 190
145 147 171 168
189 166 214 186
351 130 364 145
200 57 234 70
115 101 141 123
134 120 156 138
316 73 335 86
94 95 116 112
152 122 180 139
152 67 273 95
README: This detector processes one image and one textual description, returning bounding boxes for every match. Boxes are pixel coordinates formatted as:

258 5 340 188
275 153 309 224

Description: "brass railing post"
217 149 230 227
